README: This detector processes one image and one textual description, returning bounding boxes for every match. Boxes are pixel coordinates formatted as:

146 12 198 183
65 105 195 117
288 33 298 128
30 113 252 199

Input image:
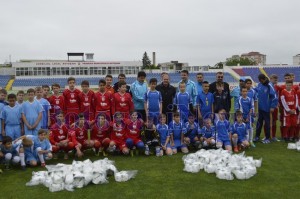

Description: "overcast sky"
1 0 299 65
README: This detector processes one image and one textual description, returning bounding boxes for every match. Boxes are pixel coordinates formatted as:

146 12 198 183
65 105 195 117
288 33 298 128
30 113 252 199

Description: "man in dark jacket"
113 73 131 94
209 72 231 114
156 73 176 124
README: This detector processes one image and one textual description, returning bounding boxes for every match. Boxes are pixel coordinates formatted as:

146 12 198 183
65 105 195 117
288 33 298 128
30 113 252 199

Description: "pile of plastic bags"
287 141 300 151
182 149 262 180
26 158 137 192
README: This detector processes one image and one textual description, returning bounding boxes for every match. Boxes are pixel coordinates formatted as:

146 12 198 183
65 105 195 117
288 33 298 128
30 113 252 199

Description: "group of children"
1 72 300 172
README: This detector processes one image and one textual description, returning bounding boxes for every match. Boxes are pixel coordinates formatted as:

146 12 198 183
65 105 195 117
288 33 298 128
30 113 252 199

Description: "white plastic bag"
114 170 138 182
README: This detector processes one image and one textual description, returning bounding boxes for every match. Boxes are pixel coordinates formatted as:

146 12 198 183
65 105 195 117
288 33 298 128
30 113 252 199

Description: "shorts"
5 125 21 140
283 114 298 127
172 139 187 149
111 139 127 150
217 138 231 147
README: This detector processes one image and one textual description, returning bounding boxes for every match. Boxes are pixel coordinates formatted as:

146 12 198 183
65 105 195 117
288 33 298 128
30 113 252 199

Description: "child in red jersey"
91 113 111 156
126 111 144 156
49 111 74 159
71 113 94 158
281 81 298 142
112 81 134 120
79 80 95 122
48 83 65 125
108 112 129 155
63 77 81 125
94 79 113 122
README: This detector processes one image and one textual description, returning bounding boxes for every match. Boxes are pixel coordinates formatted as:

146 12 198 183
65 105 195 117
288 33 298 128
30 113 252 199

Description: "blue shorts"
5 125 21 140
25 152 38 163
217 138 231 147
172 139 187 149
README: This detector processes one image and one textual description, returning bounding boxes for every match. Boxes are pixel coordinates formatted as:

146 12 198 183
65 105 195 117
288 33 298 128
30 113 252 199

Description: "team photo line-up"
0 70 299 171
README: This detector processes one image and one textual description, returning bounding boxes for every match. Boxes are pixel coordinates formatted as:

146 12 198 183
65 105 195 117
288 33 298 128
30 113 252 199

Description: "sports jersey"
49 123 70 145
63 88 81 113
281 89 298 114
0 144 18 156
91 121 111 141
94 91 113 116
213 91 231 113
237 96 254 119
35 97 51 129
200 126 216 139
169 121 186 140
72 125 88 146
78 90 95 115
112 92 134 116
215 119 231 141
127 119 143 140
48 95 65 115
33 136 52 151
178 80 198 106
1 104 22 125
130 80 147 110
197 91 214 117
184 121 199 141
254 82 278 112
110 122 128 143
231 122 249 141
22 100 43 135
144 90 162 113
156 123 169 145
174 92 191 114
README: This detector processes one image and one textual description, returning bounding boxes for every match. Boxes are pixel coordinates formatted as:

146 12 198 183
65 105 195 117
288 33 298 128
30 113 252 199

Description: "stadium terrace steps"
263 66 300 82
12 72 236 88
0 75 11 88
232 68 246 76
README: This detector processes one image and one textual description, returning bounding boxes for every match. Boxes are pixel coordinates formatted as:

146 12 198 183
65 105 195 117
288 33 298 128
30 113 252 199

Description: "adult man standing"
196 73 204 95
113 74 131 94
178 70 198 113
209 72 231 114
254 74 278 144
156 73 176 123
130 71 147 121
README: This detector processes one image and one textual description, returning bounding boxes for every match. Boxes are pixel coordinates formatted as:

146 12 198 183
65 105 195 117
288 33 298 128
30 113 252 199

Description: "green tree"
226 57 256 66
142 52 151 69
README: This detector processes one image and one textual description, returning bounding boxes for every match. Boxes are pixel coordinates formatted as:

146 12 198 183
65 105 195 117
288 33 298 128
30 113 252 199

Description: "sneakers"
0 168 3 173
272 137 280 142
253 137 260 142
5 164 10 170
64 153 69 160
234 146 239 153
145 145 150 156
250 141 256 148
262 139 271 144
130 150 134 157
53 153 58 160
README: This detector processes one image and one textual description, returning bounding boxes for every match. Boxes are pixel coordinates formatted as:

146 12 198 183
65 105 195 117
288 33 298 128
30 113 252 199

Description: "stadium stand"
232 67 261 82
0 75 11 88
263 66 300 82
12 72 236 88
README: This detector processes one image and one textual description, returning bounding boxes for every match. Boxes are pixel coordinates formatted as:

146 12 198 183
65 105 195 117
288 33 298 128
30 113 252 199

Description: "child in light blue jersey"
1 94 23 140
215 109 232 151
169 112 188 154
35 87 51 129
0 136 21 170
174 82 192 123
156 114 172 156
231 111 250 152
144 78 162 125
21 88 43 135
200 118 216 148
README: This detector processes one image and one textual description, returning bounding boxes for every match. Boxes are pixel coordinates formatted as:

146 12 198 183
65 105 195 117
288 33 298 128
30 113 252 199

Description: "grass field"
1 141 300 199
